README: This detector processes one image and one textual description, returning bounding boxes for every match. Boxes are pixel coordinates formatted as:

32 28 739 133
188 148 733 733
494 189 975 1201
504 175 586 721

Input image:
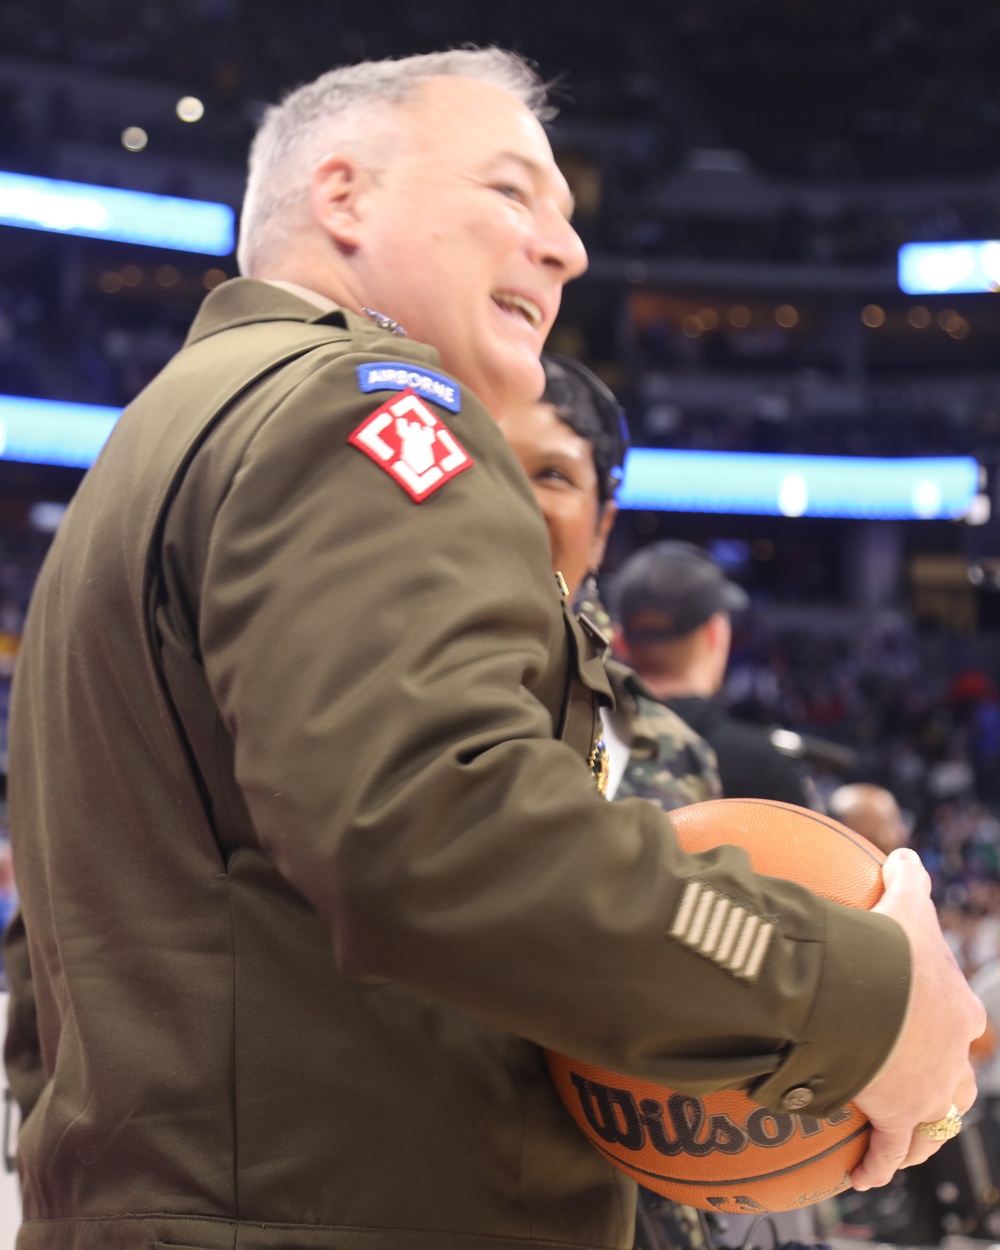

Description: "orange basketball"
545 798 886 1215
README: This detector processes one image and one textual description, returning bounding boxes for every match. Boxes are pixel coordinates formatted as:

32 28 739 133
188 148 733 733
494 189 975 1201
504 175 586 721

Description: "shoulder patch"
348 389 473 503
356 361 462 413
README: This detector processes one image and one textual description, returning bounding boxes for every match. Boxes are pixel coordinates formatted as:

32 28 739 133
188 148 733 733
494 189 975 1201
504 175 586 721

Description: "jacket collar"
183 277 441 365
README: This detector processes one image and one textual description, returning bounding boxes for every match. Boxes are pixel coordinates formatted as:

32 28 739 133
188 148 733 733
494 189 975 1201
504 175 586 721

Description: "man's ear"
310 154 371 250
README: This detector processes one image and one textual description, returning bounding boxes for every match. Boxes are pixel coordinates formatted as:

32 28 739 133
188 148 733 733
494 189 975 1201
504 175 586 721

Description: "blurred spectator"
828 782 911 856
614 541 814 806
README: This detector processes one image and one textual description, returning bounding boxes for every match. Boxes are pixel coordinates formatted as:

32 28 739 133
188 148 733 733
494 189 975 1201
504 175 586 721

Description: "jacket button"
781 1086 815 1111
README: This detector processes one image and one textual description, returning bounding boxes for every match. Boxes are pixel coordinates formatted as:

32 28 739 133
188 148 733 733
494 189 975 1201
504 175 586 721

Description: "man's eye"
537 467 573 486
495 183 529 204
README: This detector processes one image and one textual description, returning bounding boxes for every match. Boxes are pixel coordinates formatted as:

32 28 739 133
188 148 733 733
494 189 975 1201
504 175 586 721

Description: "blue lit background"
898 240 1000 295
0 395 980 521
617 449 979 520
0 170 235 255
0 396 120 469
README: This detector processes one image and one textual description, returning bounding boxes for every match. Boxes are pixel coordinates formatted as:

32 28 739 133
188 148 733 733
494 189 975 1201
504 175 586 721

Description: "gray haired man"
5 48 984 1250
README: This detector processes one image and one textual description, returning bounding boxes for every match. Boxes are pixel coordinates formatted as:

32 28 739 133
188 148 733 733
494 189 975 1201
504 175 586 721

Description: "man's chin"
480 355 546 418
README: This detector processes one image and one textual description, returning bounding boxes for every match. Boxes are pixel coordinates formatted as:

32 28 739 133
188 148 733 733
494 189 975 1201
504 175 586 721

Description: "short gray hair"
237 48 553 275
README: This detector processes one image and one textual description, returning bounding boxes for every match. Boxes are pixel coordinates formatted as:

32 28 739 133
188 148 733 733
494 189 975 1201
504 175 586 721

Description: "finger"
851 1124 913 1192
955 1063 979 1116
899 1130 946 1170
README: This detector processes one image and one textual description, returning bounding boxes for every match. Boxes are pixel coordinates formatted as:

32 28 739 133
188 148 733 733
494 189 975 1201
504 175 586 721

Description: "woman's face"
495 400 617 597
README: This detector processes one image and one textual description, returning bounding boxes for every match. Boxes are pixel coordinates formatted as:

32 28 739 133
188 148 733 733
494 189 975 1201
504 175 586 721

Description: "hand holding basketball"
851 848 985 1191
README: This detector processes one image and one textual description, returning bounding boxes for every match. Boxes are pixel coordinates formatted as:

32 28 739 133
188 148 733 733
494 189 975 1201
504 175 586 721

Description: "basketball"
545 798 886 1215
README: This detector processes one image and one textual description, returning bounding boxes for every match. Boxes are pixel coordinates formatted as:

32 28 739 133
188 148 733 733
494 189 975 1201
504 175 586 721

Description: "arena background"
2 1 1000 1243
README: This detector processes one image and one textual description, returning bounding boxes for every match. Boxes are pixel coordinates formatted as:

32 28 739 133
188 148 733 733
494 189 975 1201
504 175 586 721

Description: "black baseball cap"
615 541 750 641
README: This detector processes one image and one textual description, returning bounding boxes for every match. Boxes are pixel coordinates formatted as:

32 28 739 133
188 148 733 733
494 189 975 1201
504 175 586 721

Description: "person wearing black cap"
615 540 813 807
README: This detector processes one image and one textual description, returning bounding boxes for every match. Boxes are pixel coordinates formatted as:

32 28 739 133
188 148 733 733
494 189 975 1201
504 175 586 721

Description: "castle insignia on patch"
348 388 473 502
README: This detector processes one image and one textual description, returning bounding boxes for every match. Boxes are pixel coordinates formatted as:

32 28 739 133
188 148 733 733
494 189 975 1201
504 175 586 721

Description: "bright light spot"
728 304 752 328
771 729 803 754
697 307 719 331
99 271 123 293
155 264 179 287
29 502 68 533
907 305 931 329
0 185 107 232
681 314 703 338
203 268 227 290
916 244 976 292
861 304 886 328
775 304 799 328
121 126 148 152
982 241 1000 288
966 494 992 526
176 96 205 123
0 421 6 457
778 472 808 516
912 479 942 518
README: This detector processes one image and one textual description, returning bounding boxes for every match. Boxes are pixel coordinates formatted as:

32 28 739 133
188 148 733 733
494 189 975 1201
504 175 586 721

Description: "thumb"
879 847 930 900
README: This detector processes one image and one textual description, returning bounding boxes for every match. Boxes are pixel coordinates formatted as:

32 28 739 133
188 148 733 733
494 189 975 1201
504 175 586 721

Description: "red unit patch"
348 388 474 502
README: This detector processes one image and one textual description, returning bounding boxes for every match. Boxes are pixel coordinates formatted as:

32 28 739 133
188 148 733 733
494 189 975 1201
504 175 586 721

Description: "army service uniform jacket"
6 281 910 1250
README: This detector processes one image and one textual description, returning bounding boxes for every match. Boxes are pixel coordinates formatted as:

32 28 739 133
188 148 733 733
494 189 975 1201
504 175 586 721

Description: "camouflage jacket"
606 661 722 810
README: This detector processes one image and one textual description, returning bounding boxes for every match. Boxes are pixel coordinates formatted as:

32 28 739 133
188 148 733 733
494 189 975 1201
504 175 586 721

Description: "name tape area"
348 389 473 503
356 362 462 413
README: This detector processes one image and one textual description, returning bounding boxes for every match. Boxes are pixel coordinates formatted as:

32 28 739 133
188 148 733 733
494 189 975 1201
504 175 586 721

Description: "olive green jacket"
5 281 909 1250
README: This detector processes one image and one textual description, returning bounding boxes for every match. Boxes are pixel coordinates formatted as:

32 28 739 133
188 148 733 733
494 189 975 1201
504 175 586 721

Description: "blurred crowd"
723 613 1000 975
670 1 1000 182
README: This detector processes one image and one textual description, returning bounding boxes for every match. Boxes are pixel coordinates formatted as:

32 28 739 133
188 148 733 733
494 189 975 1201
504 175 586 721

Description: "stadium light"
0 396 981 524
617 449 979 520
0 395 120 469
898 240 1000 295
0 170 235 255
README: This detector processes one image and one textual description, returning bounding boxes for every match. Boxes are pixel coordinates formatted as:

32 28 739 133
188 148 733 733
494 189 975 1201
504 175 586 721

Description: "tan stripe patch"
699 897 731 957
687 888 716 949
742 921 775 982
715 906 745 965
729 913 760 974
670 882 702 939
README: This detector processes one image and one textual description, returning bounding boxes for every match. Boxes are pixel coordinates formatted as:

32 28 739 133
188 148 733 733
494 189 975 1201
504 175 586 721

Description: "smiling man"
5 48 985 1250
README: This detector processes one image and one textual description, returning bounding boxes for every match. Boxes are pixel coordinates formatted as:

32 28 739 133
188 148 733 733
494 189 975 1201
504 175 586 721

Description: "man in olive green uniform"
4 48 983 1250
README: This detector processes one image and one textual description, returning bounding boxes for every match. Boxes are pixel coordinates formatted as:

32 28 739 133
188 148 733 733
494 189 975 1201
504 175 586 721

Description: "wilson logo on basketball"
569 1074 852 1158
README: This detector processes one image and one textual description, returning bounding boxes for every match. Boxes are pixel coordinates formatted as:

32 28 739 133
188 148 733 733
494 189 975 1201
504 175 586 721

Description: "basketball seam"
703 798 885 867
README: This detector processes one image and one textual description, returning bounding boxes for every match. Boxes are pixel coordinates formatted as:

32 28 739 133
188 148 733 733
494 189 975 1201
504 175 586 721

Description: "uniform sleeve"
196 354 909 1117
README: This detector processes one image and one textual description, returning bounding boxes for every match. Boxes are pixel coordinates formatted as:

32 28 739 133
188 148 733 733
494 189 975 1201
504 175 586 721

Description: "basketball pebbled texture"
545 798 886 1214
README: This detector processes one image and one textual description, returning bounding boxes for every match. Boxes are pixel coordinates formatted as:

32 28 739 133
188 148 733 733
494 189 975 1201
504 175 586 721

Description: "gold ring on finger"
916 1104 963 1141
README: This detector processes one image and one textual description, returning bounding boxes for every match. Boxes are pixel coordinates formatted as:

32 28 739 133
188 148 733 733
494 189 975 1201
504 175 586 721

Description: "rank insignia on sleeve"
348 388 474 502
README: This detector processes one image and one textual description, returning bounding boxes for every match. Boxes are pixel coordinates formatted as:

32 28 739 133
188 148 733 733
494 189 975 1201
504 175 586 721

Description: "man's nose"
535 208 588 282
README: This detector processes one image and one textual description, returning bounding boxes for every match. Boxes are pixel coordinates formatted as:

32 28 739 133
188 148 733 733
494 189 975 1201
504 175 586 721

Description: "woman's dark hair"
540 354 629 504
